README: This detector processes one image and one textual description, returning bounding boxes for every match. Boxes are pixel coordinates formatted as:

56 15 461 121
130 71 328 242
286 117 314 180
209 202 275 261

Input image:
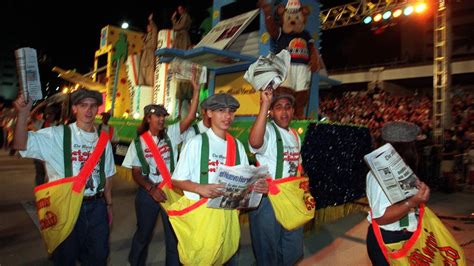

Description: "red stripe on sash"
141 132 173 189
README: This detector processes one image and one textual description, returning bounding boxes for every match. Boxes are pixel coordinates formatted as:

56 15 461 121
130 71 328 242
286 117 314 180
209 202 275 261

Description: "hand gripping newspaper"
207 165 269 210
364 143 419 204
244 49 290 91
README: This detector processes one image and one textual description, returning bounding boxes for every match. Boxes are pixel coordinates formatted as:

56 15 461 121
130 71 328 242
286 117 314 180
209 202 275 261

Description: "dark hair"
137 114 165 139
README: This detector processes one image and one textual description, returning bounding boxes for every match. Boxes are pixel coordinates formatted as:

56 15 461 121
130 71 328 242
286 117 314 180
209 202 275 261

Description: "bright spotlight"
404 6 414 16
363 16 372 24
415 2 427 13
393 9 402 18
373 13 382 22
382 11 392 20
121 22 129 29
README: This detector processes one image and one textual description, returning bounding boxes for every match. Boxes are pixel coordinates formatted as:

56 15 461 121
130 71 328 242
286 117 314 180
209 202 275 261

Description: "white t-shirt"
366 172 418 232
249 121 301 179
122 122 183 183
182 120 209 146
172 128 249 200
19 122 116 196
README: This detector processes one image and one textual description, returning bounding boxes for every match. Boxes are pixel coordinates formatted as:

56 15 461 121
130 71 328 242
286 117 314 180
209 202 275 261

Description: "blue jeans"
52 198 109 266
128 187 179 266
249 197 304 266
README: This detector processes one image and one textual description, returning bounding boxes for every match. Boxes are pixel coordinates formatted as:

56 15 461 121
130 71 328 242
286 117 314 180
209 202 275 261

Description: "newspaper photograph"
364 143 419 204
15 47 43 101
207 165 269 210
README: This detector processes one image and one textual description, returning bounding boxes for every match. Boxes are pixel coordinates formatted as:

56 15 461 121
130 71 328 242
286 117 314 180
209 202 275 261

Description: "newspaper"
244 50 290 91
207 165 269 210
15 47 43 101
364 143 419 204
169 58 207 85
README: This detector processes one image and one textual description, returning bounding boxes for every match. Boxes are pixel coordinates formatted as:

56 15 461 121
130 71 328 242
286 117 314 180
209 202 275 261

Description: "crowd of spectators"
319 88 474 188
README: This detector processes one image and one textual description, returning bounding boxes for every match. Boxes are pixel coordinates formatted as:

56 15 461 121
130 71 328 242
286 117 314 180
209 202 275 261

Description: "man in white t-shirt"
122 80 199 266
172 93 250 264
13 88 116 265
366 121 430 265
248 90 303 266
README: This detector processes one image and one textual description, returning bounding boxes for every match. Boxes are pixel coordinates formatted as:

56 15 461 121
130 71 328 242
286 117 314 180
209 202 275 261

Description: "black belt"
83 192 104 201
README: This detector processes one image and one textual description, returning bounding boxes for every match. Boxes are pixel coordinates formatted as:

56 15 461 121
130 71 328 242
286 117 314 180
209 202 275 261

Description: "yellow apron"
267 176 316 230
167 132 241 265
264 124 316 230
372 204 466 265
34 131 109 253
139 132 183 210
168 198 240 265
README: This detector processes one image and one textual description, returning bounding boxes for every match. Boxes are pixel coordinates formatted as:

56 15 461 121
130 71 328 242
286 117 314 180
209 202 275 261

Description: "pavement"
0 150 473 265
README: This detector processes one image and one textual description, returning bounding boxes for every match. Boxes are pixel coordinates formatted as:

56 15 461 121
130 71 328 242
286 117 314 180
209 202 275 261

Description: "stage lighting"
383 11 392 20
393 9 402 18
373 13 382 22
363 16 372 24
415 2 427 13
121 22 129 29
404 6 414 16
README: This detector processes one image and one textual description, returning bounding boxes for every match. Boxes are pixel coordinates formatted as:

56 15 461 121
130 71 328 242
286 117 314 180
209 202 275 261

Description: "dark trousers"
366 224 413 266
128 187 179 266
52 198 109 266
249 197 304 266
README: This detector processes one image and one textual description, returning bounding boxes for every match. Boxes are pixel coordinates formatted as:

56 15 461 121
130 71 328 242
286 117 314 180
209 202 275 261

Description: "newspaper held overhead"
169 58 207 85
15 47 43 101
207 165 269 210
244 50 290 91
364 143 419 204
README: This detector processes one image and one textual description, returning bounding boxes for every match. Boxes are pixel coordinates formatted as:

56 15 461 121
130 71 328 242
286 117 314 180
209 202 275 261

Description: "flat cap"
270 93 295 109
70 88 103 105
381 121 420 143
202 93 240 111
144 104 169 116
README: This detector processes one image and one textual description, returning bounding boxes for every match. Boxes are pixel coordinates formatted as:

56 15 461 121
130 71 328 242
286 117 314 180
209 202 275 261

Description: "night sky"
2 0 409 78
2 0 212 73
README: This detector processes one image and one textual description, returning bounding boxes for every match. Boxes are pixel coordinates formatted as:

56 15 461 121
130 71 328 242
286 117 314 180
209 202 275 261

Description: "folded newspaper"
364 143 419 204
15 47 43 101
169 58 207 85
244 50 290 91
207 165 269 210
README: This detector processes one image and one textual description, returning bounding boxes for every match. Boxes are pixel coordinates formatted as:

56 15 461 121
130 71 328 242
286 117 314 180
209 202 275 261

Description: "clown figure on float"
259 0 320 119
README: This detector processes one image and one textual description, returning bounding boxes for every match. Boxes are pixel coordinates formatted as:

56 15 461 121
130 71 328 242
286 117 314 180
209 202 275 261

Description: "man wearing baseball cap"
248 89 304 265
13 88 116 265
122 81 200 266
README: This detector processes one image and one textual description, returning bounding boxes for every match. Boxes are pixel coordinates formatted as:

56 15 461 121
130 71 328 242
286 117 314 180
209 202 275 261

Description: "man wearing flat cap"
122 80 200 266
366 121 430 265
247 89 304 265
13 88 116 265
171 93 249 264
